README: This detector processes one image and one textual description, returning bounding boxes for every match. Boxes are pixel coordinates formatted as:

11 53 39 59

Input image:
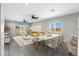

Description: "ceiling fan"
31 15 39 20
23 19 28 23
23 15 39 23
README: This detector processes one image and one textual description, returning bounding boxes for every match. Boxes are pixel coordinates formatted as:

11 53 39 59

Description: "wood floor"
4 39 69 56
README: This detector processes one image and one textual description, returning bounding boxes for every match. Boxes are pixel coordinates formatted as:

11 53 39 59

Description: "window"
49 22 62 33
15 25 25 35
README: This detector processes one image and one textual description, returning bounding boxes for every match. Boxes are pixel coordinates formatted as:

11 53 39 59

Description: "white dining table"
37 34 59 41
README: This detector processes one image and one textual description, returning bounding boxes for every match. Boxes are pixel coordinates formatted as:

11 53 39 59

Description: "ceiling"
3 3 79 23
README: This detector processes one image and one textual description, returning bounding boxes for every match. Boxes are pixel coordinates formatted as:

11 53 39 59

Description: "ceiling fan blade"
31 15 39 20
23 19 26 22
23 19 29 23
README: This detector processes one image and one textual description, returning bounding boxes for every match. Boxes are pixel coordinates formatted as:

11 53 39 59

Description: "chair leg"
45 45 47 56
69 52 73 56
34 41 39 50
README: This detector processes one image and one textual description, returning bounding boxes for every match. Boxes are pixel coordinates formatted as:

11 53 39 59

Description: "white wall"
0 4 1 55
1 3 5 56
78 16 79 36
32 13 79 40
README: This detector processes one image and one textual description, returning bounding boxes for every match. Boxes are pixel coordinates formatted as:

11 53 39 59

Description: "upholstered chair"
45 36 59 55
58 35 64 46
67 36 78 56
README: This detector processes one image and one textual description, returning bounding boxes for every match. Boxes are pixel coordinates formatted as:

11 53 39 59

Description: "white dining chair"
45 36 59 55
47 37 59 48
58 35 64 46
67 36 78 56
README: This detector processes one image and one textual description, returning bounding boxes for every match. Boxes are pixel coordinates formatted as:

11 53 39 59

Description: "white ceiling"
3 3 79 23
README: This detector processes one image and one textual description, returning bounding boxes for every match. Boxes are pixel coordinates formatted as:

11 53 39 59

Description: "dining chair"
67 36 78 56
47 37 59 48
32 36 43 51
45 36 59 55
58 35 64 46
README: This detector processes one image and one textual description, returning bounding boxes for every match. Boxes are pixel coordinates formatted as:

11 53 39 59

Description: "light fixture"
25 3 28 5
51 9 55 12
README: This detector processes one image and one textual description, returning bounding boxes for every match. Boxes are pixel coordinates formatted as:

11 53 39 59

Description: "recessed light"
25 3 28 5
51 9 55 12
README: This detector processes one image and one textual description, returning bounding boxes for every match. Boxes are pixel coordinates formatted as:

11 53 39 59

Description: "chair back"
50 36 59 48
58 35 64 45
68 36 78 55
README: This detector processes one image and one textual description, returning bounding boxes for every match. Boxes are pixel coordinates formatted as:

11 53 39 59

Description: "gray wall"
32 13 79 39
5 21 30 36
